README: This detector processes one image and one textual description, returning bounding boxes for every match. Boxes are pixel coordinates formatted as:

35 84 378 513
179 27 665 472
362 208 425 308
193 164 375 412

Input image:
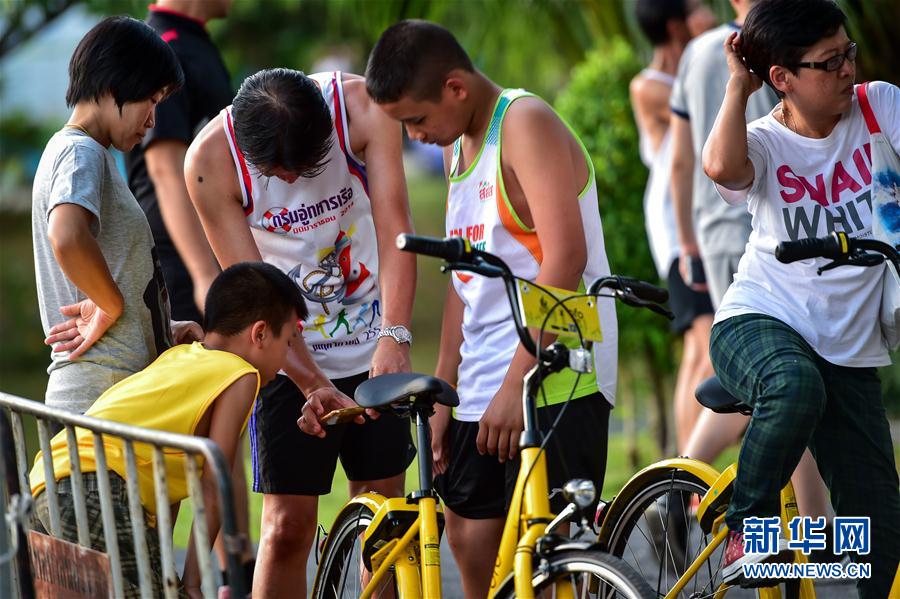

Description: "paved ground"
177 532 856 598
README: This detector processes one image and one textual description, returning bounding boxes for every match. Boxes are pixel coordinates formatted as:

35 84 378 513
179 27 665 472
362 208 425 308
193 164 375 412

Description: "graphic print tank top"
223 72 380 378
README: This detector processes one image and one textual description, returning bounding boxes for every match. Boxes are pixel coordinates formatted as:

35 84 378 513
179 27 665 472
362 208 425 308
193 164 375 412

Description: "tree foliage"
556 38 677 450
556 37 669 367
0 0 78 59
4 0 897 94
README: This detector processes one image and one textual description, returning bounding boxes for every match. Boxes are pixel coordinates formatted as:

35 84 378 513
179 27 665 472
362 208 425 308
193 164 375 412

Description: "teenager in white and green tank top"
446 88 618 421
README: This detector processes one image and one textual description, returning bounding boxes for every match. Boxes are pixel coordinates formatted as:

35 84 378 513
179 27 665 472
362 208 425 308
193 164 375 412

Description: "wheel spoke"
604 472 748 599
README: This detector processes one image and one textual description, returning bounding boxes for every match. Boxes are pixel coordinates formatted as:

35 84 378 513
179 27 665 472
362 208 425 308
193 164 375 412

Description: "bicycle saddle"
355 373 460 409
695 376 752 416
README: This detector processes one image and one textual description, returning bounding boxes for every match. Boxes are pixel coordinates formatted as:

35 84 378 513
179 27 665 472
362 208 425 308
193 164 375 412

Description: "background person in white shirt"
630 0 717 457
703 0 899 594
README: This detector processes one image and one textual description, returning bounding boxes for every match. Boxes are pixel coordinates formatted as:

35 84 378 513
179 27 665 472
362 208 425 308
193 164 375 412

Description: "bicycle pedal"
737 575 793 589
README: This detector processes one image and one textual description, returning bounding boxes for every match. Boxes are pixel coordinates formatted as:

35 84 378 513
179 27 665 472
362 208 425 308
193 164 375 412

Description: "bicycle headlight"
563 479 596 509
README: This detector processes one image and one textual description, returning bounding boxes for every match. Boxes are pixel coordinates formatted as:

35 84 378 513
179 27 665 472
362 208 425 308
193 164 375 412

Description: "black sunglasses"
795 42 857 72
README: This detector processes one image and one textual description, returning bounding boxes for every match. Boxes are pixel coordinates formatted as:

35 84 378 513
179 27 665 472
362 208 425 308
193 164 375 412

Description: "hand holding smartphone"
318 406 366 426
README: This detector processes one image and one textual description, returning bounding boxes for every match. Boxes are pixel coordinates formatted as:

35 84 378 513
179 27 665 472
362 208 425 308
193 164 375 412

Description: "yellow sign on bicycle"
516 280 603 342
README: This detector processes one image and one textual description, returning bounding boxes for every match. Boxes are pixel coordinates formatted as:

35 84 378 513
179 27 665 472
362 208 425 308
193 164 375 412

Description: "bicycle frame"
355 407 445 599
349 363 571 599
489 367 557 599
361 499 442 599
595 457 819 599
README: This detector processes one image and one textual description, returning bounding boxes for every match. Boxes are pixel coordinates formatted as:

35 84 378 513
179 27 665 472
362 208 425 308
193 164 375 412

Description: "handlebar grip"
619 278 669 304
775 233 847 263
396 234 470 262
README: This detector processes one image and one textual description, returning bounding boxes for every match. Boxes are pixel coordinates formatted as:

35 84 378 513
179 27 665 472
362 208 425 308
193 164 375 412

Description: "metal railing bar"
35 420 59 538
152 446 178 599
0 410 35 599
63 425 90 547
9 411 29 497
185 456 215 598
1 394 218 457
123 440 153 599
93 433 125 599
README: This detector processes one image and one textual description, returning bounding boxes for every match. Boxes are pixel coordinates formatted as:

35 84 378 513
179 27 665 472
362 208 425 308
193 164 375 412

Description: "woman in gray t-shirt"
32 16 195 414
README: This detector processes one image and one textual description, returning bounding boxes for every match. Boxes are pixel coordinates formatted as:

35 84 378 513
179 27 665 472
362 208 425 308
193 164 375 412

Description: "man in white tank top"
185 68 417 597
368 21 618 598
630 0 717 457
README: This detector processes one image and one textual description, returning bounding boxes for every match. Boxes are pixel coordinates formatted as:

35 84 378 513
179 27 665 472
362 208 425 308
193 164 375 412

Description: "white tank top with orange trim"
447 89 618 421
222 71 381 378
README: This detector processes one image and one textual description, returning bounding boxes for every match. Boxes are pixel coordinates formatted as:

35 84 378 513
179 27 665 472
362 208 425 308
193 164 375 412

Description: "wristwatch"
377 325 412 345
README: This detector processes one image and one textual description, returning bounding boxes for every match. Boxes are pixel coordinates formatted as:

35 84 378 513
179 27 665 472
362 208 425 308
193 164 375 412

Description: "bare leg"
348 473 406 598
683 408 748 464
215 447 253 568
791 449 831 519
674 315 715 453
348 472 405 498
253 494 318 598
445 508 504 599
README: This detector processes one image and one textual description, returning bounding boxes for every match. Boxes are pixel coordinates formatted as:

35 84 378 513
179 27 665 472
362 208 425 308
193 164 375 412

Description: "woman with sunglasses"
701 0 899 595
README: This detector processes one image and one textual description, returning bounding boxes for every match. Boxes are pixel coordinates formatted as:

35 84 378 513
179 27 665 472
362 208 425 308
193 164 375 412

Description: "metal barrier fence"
0 392 246 598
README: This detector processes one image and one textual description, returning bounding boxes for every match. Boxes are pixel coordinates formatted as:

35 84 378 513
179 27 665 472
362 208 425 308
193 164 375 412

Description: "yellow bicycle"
594 232 900 599
311 234 667 599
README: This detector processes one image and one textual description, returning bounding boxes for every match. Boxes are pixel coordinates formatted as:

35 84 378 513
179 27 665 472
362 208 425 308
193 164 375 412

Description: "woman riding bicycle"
701 0 899 596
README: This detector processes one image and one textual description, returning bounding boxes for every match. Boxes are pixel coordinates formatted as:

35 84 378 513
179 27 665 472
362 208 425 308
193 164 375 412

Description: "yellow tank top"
30 342 259 515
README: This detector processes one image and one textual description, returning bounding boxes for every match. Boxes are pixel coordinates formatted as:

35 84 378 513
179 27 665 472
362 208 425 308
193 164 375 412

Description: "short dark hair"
66 16 183 110
204 262 308 337
231 69 333 178
365 20 475 104
741 0 847 97
636 0 688 46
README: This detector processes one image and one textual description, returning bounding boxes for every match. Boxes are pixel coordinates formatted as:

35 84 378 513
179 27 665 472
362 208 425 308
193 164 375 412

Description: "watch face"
384 326 411 343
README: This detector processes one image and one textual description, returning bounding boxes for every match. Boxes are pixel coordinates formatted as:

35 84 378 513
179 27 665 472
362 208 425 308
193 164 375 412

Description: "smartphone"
684 256 707 287
318 406 366 426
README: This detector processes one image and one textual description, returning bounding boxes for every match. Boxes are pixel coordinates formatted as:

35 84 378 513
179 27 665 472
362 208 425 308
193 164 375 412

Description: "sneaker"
722 530 793 587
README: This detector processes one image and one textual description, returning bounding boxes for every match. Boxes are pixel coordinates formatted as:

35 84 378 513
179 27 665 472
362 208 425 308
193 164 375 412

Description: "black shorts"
250 373 416 496
433 393 610 519
667 259 714 334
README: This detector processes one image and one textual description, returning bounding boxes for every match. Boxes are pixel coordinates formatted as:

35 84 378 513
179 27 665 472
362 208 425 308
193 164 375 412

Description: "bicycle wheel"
312 504 398 599
494 550 655 599
601 467 768 599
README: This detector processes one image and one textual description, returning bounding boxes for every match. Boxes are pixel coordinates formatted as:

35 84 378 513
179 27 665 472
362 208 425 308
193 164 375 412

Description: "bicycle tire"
312 504 399 599
493 549 655 598
602 466 775 598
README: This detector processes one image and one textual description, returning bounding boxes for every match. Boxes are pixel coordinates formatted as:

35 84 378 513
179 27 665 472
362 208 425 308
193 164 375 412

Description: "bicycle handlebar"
589 276 669 305
396 234 470 263
776 232 900 273
397 234 672 361
775 233 846 263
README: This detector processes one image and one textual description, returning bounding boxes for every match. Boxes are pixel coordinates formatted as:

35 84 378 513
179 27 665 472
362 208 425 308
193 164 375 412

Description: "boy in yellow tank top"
30 262 312 598
367 20 619 598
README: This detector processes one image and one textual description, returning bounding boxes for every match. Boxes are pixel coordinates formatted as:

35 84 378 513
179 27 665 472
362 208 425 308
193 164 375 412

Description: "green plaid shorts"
711 314 900 599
